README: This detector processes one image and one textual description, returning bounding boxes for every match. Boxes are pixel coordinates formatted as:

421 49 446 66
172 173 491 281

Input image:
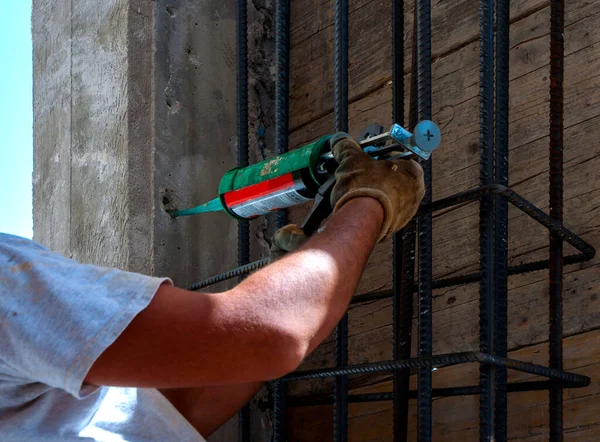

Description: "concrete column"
33 0 273 440
33 0 151 270
33 0 243 278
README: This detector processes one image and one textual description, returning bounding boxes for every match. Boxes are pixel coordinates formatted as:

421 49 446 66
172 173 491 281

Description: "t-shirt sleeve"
0 235 172 399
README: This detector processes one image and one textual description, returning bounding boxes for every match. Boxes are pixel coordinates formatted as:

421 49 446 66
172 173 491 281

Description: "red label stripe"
224 173 296 207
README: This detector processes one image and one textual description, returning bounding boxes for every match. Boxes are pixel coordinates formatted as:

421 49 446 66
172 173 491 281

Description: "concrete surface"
32 0 73 258
33 0 150 270
154 0 239 286
33 0 275 439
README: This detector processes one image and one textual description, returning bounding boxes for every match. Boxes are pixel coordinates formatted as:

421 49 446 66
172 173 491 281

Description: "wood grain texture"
289 0 549 130
287 330 600 441
285 0 600 439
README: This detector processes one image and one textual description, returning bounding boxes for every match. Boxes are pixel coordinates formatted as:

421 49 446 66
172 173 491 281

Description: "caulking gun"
168 121 441 235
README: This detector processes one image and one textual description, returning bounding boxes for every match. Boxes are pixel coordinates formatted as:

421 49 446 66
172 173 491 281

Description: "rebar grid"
236 0 250 438
221 1 595 440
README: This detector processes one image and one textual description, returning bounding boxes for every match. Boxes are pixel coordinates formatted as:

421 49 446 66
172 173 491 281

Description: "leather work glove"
329 133 426 242
269 224 308 261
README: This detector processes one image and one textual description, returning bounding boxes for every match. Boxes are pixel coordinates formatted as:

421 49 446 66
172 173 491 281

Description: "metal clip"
359 120 441 160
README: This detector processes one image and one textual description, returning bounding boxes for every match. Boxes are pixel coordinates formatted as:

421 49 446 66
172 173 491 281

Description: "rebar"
186 185 595 293
333 0 350 440
272 1 292 437
236 0 250 268
478 0 496 438
415 0 433 439
275 0 291 229
218 2 596 436
549 0 566 439
392 1 412 441
272 378 286 442
494 0 511 439
286 380 573 408
283 352 591 386
236 0 250 438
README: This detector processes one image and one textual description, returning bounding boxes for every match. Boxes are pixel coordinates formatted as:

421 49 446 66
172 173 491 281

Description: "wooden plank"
290 259 599 396
289 0 549 130
291 0 548 52
290 0 600 191
291 109 600 377
286 0 600 397
286 329 600 441
288 0 600 296
285 0 600 438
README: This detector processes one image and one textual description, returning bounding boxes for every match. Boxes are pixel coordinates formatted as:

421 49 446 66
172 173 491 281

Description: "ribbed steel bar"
272 1 291 439
275 0 291 229
236 0 250 267
187 248 592 293
549 0 565 439
392 1 412 441
494 0 510 439
238 406 250 442
422 186 595 259
333 317 348 442
186 258 270 291
334 0 349 134
272 378 286 442
333 0 350 440
478 0 496 439
283 352 591 386
236 0 250 439
286 380 570 408
186 184 595 292
415 0 433 439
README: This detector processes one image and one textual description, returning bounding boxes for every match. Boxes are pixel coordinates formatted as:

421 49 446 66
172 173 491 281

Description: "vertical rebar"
334 0 350 133
392 1 412 441
415 0 433 440
549 0 565 440
272 1 291 440
479 0 495 440
272 379 286 441
238 405 251 442
393 225 416 442
275 0 291 228
236 0 251 440
493 1 510 441
334 0 350 440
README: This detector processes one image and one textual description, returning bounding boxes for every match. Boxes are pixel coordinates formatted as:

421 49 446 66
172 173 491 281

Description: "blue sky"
0 1 33 238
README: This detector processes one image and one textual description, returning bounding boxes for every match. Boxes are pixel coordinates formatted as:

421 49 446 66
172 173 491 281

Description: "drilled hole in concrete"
166 97 174 108
163 196 170 205
166 6 177 17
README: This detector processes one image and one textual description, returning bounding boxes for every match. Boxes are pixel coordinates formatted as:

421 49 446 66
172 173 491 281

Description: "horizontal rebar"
282 352 590 387
186 185 595 291
285 380 563 408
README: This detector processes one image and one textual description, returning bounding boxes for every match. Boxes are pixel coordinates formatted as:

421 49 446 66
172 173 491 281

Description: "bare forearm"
87 198 383 388
160 382 263 437
224 197 383 356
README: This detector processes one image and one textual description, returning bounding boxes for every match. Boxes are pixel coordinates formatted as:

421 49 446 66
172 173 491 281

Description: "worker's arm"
159 383 264 437
85 196 384 388
85 136 424 436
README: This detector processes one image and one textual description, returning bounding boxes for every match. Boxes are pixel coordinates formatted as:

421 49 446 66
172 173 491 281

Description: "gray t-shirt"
0 234 205 441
